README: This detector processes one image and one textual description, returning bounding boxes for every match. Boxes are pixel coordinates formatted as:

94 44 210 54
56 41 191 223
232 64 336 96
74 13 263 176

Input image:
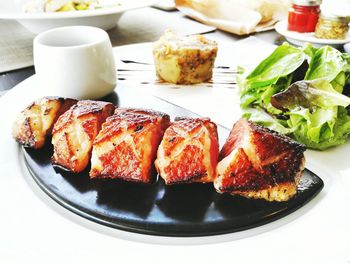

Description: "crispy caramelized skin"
90 108 170 183
214 118 306 202
12 96 77 149
155 117 219 185
51 100 114 173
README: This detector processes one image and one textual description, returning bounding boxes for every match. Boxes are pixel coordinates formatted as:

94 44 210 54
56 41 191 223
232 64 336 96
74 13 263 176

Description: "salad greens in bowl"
239 42 350 150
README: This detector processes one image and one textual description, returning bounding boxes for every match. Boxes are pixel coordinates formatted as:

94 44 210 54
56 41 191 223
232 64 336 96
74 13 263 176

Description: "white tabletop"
1 4 350 263
1 40 350 263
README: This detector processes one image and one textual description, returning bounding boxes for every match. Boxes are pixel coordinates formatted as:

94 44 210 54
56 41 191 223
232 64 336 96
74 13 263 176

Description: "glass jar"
288 0 322 33
315 13 350 39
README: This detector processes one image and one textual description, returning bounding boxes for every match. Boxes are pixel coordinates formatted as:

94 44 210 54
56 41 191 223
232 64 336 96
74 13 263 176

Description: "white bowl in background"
0 0 159 34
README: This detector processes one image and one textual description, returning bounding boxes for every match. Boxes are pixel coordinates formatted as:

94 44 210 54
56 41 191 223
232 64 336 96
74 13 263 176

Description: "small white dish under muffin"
0 0 158 34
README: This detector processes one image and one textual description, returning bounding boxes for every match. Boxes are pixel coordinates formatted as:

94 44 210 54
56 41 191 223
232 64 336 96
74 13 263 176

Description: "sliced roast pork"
51 100 114 173
90 108 170 183
214 118 306 202
155 117 219 184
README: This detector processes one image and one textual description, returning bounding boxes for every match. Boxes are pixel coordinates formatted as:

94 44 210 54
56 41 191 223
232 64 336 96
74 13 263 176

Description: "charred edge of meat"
90 172 157 184
174 116 211 122
71 104 105 116
115 108 170 118
163 171 207 185
18 117 36 147
248 120 306 151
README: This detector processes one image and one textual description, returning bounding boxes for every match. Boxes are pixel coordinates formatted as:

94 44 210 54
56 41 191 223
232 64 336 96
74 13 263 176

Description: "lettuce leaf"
239 42 350 150
289 107 350 150
271 79 350 111
244 43 305 89
242 108 291 135
288 107 336 144
305 46 348 81
305 46 350 93
240 43 302 109
269 79 350 149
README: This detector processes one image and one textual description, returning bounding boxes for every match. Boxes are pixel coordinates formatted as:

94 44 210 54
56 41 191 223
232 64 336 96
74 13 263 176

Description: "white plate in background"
275 20 350 48
0 0 158 33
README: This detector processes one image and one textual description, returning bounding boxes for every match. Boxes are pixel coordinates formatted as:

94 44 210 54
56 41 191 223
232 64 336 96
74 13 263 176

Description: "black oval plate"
23 143 323 237
22 87 323 236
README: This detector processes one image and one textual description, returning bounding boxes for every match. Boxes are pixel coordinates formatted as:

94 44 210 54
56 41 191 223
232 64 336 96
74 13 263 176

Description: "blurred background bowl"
0 0 159 34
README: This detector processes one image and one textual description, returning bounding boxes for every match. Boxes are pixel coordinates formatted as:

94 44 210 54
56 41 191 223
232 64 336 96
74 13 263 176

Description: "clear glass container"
315 13 350 39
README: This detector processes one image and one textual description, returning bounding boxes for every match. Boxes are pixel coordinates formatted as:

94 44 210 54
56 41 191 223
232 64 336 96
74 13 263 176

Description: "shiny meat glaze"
155 117 219 185
214 118 306 202
90 108 170 183
12 96 77 149
51 100 114 173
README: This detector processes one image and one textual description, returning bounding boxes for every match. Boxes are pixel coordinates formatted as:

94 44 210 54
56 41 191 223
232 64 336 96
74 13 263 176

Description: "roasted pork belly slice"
155 117 219 185
90 108 170 183
52 100 114 173
214 118 306 202
12 96 77 149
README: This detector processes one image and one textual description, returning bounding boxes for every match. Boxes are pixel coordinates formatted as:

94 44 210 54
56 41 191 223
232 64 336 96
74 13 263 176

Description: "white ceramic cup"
33 26 116 99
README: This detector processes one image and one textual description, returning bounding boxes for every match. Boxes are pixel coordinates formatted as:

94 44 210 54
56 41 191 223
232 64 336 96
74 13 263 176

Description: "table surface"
2 7 350 263
0 7 282 92
0 5 293 261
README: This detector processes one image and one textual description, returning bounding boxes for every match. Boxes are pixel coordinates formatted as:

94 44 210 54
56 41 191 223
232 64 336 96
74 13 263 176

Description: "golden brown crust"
51 100 114 173
231 181 301 202
152 30 218 84
155 117 219 185
90 108 170 183
214 118 306 202
12 96 77 149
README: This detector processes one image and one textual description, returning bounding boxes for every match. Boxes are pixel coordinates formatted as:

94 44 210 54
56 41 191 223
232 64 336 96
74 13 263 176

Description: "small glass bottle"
288 0 322 33
315 13 350 39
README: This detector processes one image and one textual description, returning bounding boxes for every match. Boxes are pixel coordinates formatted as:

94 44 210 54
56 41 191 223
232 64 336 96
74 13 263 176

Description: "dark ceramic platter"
23 85 324 237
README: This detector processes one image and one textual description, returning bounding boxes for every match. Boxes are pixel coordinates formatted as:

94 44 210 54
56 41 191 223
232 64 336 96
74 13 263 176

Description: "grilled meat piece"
12 96 77 149
214 118 306 202
52 100 114 173
90 108 170 183
155 117 219 185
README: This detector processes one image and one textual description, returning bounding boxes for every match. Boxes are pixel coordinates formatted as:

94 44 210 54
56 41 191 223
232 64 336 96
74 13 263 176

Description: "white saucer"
275 20 350 48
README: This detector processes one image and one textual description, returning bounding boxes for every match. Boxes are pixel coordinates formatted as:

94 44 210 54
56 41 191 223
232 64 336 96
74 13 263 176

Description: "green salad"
239 43 350 150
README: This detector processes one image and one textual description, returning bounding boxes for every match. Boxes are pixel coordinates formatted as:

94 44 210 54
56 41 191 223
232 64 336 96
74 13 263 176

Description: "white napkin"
176 0 289 35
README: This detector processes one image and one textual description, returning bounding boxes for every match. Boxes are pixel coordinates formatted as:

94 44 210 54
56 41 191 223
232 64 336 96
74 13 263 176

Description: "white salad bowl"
0 0 159 34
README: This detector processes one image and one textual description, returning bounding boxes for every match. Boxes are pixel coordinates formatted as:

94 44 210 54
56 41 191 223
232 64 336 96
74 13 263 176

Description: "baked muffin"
153 30 218 84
